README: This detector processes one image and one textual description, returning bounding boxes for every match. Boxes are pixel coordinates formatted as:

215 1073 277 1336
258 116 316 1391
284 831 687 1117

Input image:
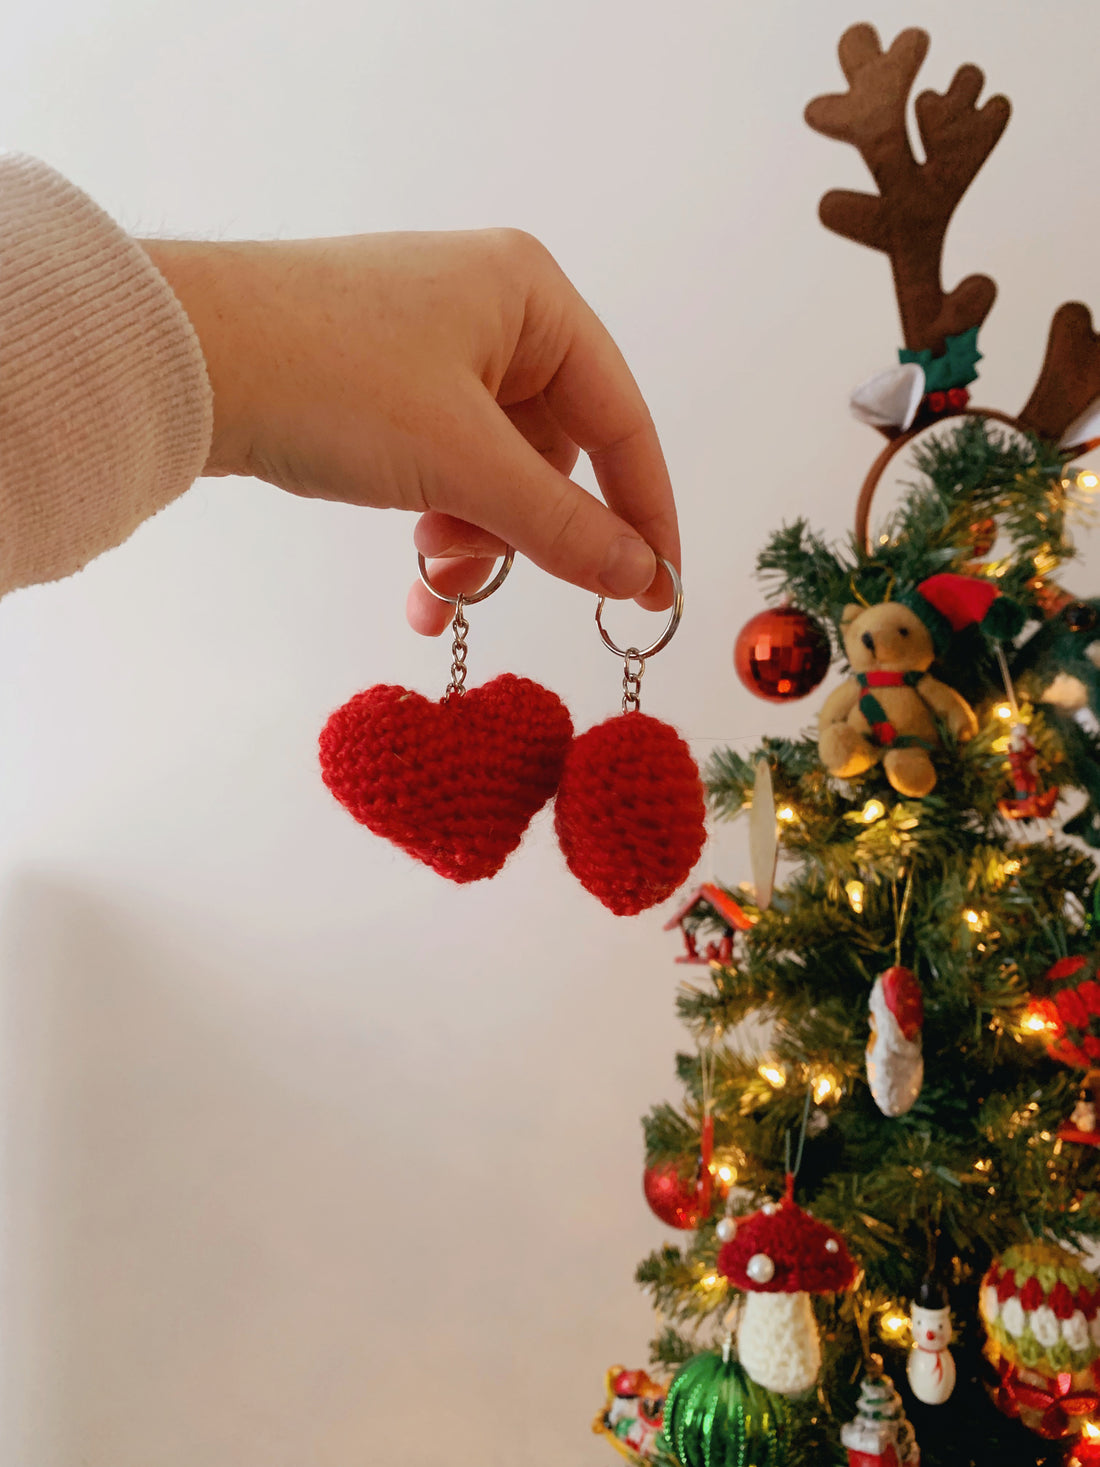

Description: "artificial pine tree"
603 24 1100 1467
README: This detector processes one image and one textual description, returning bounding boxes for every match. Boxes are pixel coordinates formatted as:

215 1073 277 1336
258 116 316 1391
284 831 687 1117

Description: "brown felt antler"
1018 302 1100 444
805 24 1010 358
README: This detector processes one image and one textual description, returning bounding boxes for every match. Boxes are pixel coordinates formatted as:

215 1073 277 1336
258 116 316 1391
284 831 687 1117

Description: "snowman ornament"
906 1278 956 1405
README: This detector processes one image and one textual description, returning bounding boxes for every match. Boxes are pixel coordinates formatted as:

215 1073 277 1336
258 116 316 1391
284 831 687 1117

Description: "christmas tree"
596 25 1100 1467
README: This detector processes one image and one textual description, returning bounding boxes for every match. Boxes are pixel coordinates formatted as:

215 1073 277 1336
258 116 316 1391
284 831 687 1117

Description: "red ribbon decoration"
995 1357 1100 1439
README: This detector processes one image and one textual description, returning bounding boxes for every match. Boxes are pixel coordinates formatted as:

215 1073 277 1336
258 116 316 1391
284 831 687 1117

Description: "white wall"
1 2 1099 1463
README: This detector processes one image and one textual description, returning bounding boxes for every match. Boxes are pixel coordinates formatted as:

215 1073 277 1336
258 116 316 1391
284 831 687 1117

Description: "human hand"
139 230 679 634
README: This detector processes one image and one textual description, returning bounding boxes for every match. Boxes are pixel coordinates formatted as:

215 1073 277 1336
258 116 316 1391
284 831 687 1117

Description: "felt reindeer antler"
804 24 1010 359
1019 302 1100 445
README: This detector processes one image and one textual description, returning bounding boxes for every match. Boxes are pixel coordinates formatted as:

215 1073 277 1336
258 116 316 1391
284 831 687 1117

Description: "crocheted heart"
319 674 573 882
554 712 706 915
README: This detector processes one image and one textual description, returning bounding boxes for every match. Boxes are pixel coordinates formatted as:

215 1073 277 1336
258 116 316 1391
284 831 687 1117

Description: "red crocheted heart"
554 712 706 915
319 674 573 882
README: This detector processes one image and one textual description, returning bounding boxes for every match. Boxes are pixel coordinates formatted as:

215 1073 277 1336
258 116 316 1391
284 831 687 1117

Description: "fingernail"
599 536 656 597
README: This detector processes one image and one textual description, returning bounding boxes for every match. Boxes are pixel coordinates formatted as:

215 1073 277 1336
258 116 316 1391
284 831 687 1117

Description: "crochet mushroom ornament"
716 1176 859 1396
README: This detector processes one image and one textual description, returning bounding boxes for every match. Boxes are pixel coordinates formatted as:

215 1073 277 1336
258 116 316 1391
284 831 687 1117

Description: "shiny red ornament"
644 1116 715 1229
734 606 831 703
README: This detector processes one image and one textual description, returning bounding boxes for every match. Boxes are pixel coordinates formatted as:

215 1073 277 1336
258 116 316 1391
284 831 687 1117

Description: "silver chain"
446 596 470 696
622 648 645 712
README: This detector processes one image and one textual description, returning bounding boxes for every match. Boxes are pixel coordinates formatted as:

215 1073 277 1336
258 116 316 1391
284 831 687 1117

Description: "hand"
139 230 679 634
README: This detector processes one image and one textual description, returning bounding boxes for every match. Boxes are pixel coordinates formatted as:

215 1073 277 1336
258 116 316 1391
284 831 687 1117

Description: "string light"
759 1063 786 1089
994 702 1014 721
812 1073 838 1104
879 1310 909 1341
846 880 865 914
699 1273 720 1290
1003 857 1022 877
1021 1004 1057 1036
776 805 796 823
713 1163 737 1185
1078 471 1100 492
860 799 886 823
963 908 986 931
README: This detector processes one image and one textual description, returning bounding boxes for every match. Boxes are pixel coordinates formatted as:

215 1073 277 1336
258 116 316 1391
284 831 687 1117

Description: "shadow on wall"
0 872 464 1467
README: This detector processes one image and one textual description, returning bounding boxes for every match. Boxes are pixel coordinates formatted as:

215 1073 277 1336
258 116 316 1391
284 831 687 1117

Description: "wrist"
136 238 258 478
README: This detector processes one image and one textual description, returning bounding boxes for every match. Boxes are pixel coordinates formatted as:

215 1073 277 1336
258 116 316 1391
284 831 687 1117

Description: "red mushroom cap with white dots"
717 1185 857 1294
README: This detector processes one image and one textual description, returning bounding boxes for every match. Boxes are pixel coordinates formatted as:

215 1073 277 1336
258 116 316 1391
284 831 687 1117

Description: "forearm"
0 154 213 595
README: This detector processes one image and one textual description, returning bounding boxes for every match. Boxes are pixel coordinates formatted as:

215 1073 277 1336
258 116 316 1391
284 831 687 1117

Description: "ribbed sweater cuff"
0 153 214 594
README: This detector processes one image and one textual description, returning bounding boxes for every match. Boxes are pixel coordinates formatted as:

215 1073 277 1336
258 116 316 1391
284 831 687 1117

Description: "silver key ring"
595 556 684 660
416 546 515 606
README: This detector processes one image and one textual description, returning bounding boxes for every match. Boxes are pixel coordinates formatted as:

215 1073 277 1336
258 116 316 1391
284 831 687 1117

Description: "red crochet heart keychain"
554 558 706 915
319 550 573 882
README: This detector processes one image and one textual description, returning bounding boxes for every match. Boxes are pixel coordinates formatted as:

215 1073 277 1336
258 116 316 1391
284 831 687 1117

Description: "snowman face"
910 1303 952 1348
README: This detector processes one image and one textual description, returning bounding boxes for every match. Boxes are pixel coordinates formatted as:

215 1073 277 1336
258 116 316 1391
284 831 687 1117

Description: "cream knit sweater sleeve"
0 153 214 596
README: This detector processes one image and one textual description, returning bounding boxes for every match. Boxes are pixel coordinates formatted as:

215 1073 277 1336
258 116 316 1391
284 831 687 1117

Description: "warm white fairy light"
880 1309 909 1340
963 908 986 931
813 1073 838 1104
860 799 886 823
846 880 865 914
994 702 1014 721
1078 471 1099 492
776 804 796 823
1003 857 1022 876
759 1062 786 1089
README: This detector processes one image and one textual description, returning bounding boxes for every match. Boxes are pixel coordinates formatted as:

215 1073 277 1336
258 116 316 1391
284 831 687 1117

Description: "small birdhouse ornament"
907 1278 956 1405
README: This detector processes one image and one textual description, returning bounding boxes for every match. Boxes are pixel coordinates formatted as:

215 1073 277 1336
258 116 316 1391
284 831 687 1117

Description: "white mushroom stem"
737 1291 821 1395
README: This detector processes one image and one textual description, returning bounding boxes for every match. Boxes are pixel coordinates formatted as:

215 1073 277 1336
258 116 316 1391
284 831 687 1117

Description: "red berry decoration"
948 386 970 409
554 713 706 915
1028 954 1100 1068
319 673 573 882
734 606 831 702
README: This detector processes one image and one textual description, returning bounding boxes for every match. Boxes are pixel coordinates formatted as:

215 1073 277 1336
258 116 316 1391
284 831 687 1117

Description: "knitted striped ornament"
554 712 706 916
319 674 573 882
980 1241 1100 1376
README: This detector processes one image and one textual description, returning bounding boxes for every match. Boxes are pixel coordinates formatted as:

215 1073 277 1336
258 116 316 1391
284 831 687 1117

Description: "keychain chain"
447 596 470 696
622 649 645 712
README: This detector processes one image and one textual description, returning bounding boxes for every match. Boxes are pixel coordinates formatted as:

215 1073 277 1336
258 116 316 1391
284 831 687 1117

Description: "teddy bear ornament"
817 572 1017 797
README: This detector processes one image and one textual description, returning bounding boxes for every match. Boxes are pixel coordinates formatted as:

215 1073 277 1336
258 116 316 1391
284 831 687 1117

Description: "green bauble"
660 1350 790 1467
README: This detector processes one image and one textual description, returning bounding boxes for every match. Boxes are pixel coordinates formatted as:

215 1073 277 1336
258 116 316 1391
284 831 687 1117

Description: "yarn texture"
319 674 573 882
554 712 706 916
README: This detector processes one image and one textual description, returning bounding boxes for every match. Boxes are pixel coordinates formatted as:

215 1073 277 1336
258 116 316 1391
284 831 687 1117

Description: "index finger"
540 295 680 609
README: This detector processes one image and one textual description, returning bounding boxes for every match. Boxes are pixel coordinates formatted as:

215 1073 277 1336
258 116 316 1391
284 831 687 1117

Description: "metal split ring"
595 555 684 660
416 546 515 606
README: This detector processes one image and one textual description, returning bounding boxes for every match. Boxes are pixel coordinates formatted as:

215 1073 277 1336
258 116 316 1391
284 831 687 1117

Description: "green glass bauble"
660 1350 790 1467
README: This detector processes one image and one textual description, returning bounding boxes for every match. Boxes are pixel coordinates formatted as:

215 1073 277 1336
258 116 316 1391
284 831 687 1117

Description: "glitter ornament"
643 1116 715 1230
734 606 831 702
980 1241 1100 1438
660 1345 790 1467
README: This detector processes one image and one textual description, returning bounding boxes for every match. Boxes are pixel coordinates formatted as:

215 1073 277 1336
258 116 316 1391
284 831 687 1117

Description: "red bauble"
644 1162 712 1229
554 712 706 915
734 606 831 702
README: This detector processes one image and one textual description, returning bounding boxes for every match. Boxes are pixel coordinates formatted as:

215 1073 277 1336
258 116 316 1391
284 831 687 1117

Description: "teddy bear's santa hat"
900 572 1022 653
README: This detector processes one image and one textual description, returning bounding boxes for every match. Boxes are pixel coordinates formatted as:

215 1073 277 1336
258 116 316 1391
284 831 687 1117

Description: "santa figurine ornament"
997 719 1059 820
906 1277 956 1405
867 965 924 1117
